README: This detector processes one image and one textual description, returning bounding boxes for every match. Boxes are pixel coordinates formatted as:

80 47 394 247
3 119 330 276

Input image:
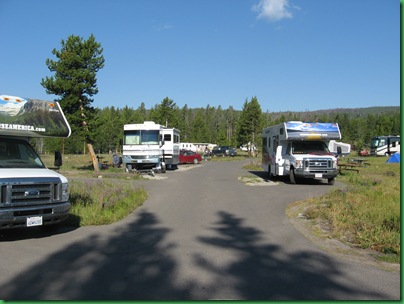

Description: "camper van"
0 95 71 229
262 121 341 185
122 121 166 174
161 127 180 169
370 135 400 156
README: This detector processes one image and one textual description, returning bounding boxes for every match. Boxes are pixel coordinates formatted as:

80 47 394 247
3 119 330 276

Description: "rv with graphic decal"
0 95 71 229
262 121 341 185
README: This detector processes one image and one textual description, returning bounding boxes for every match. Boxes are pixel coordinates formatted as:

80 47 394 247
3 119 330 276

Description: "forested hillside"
41 100 400 155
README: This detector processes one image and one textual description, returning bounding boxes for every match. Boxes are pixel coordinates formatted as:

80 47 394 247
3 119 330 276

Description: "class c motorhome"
0 95 71 229
262 121 341 185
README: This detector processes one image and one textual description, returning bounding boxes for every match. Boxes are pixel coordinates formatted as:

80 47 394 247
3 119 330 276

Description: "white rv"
262 121 341 185
179 142 197 152
328 140 351 156
123 121 166 174
161 127 180 169
370 135 400 156
0 95 71 229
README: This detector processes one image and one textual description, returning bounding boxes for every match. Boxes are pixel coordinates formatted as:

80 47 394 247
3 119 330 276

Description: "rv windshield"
124 130 160 145
291 141 331 155
0 138 45 168
371 138 384 148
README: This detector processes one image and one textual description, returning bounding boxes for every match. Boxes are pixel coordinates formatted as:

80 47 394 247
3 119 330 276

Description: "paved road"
0 161 400 300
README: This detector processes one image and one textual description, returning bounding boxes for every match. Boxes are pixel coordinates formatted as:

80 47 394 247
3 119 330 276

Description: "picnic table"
350 158 370 166
338 163 360 174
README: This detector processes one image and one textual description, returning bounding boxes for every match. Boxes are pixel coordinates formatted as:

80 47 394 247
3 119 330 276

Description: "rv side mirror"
337 146 342 156
54 151 63 167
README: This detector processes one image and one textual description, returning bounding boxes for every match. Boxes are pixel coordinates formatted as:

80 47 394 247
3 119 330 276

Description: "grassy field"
41 153 147 227
287 155 401 263
41 151 400 262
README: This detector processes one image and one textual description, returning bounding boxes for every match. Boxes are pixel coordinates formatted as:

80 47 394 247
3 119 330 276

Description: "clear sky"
0 0 399 112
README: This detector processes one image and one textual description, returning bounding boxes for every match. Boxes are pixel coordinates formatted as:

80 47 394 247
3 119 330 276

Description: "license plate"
27 216 43 227
315 173 322 178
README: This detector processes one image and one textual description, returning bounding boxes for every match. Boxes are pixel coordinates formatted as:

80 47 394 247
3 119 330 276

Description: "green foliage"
41 90 400 154
301 156 400 261
237 96 263 149
67 179 147 226
41 34 105 152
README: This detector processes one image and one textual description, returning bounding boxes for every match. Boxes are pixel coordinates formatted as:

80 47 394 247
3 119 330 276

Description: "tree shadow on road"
193 211 389 300
0 210 193 300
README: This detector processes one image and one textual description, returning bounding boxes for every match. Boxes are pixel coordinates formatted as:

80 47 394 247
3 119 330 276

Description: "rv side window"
280 128 284 135
262 137 268 149
164 134 172 142
174 135 180 143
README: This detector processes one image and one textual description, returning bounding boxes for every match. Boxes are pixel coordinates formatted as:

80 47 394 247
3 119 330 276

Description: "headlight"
62 183 69 201
295 160 303 168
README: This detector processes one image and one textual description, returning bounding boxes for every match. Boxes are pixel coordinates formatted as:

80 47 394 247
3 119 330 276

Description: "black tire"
289 168 297 184
328 177 335 185
267 165 272 180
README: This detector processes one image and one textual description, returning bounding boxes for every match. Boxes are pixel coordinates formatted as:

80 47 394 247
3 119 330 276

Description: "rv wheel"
160 162 166 173
289 169 297 184
267 166 272 180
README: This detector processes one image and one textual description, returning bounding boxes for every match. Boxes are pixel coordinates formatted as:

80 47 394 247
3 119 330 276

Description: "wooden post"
87 143 100 173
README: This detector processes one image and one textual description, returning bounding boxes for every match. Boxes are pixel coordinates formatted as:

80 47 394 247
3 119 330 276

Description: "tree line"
41 100 400 155
37 33 400 155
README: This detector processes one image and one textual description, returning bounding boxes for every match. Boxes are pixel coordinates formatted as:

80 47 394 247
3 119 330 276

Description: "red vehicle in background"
179 150 202 164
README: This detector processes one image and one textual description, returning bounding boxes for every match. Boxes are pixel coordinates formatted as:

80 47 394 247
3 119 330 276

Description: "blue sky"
0 0 399 112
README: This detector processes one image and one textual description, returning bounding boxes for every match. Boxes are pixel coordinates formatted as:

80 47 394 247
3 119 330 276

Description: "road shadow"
0 224 79 242
193 211 388 300
0 211 394 300
0 210 193 300
248 170 331 185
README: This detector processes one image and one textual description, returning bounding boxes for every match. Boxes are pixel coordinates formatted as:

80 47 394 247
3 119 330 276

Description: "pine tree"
41 34 105 153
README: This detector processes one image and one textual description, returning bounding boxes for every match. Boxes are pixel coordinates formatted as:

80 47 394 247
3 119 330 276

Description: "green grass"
41 153 146 227
297 155 401 262
67 178 147 226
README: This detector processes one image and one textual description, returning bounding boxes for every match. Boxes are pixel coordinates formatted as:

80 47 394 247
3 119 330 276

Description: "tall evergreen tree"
236 97 263 154
41 34 105 153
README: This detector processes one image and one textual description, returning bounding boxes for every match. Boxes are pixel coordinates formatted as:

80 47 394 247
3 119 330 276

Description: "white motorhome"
370 135 400 156
179 142 197 152
123 121 166 174
262 121 341 185
0 95 71 229
161 127 180 169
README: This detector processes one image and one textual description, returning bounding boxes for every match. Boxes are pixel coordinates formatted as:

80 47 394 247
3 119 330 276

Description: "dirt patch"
238 175 278 186
287 202 400 273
